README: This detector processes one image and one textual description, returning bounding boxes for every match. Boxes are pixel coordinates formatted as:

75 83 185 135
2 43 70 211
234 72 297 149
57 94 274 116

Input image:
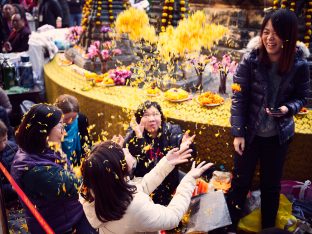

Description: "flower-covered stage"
44 54 312 182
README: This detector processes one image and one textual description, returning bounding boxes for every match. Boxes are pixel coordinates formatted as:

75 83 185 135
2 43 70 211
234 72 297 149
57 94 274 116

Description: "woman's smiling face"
141 106 162 137
261 19 283 62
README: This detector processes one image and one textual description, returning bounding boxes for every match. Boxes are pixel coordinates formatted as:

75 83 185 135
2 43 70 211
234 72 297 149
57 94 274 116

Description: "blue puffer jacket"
231 39 310 144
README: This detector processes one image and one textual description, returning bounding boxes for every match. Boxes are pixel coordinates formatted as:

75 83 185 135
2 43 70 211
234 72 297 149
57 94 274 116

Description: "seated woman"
0 4 14 50
123 100 196 205
2 12 30 52
54 94 91 166
10 103 97 234
80 141 213 233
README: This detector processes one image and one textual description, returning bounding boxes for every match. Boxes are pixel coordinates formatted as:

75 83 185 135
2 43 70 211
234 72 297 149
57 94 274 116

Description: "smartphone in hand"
269 108 283 114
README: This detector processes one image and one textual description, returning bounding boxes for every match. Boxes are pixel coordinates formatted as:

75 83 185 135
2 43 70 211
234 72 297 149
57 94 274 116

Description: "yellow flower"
231 83 241 93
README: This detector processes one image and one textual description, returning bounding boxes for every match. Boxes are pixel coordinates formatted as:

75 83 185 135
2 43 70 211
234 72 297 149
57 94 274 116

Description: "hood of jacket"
11 148 69 183
245 36 310 59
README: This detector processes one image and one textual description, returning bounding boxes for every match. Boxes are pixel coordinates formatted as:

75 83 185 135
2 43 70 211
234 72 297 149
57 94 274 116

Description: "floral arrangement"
115 7 157 43
197 91 224 105
87 40 122 73
186 53 212 90
108 68 132 85
157 11 229 61
66 26 83 44
211 54 238 94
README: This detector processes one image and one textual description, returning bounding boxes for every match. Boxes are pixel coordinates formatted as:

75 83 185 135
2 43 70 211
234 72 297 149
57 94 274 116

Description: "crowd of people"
0 5 310 234
0 0 84 52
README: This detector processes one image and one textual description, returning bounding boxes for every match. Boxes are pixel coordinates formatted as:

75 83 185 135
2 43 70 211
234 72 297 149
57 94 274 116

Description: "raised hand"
112 134 124 147
130 117 145 138
166 147 192 166
180 131 195 151
188 161 214 179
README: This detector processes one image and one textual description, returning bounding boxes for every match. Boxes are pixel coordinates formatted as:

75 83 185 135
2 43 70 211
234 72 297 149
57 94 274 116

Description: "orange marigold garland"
161 1 169 32
281 0 288 8
180 0 186 20
289 0 296 11
108 0 114 24
273 0 279 10
304 1 312 47
272 0 311 48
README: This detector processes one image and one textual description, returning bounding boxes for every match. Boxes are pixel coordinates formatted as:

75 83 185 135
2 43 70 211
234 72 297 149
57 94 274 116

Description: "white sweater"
80 157 196 234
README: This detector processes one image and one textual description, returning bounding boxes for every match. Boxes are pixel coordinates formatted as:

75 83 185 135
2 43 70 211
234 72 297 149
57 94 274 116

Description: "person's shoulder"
6 140 18 151
295 41 310 63
164 122 181 132
127 190 151 210
78 112 88 121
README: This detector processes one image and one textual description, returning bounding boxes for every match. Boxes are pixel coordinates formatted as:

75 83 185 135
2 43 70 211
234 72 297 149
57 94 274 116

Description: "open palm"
166 147 192 166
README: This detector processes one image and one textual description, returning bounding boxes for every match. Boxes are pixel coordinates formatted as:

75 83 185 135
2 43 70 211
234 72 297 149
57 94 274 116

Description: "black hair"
81 141 136 222
134 100 165 124
259 9 298 74
15 103 62 154
54 94 80 114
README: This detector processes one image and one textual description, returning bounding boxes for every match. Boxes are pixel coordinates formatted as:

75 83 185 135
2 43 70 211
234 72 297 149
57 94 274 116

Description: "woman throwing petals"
123 101 196 205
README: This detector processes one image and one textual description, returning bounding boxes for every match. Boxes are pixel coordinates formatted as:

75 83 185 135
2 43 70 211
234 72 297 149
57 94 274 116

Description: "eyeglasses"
142 113 161 119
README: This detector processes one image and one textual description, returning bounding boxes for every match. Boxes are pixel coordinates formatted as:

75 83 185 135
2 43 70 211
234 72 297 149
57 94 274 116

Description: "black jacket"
7 26 31 52
38 0 63 27
77 113 91 154
67 0 84 14
124 122 196 205
231 43 310 144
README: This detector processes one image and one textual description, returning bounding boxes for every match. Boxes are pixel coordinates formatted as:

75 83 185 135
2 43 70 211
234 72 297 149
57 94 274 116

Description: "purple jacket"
10 148 84 234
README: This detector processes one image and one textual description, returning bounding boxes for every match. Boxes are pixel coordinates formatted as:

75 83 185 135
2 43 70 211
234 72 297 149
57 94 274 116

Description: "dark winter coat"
38 0 63 27
124 122 196 206
231 39 310 144
0 140 17 185
67 0 84 14
77 113 91 154
10 148 83 234
7 26 31 52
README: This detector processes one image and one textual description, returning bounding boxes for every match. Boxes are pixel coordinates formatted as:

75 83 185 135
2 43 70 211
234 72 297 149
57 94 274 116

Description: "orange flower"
231 83 241 93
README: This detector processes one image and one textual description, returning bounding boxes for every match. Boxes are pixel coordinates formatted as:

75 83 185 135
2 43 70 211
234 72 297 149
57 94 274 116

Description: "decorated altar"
45 54 312 181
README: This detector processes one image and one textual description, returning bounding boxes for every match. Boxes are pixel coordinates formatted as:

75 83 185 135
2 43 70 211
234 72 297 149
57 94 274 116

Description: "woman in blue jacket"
227 9 310 232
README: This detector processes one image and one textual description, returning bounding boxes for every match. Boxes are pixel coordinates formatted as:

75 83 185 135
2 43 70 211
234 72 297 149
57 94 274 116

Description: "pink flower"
112 49 122 55
221 54 231 67
109 68 132 85
87 45 99 59
93 41 100 48
210 54 237 76
229 61 238 74
100 49 110 61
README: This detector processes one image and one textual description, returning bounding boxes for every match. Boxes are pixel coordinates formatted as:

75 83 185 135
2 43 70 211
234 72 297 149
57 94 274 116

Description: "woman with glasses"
123 100 196 205
11 103 97 234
